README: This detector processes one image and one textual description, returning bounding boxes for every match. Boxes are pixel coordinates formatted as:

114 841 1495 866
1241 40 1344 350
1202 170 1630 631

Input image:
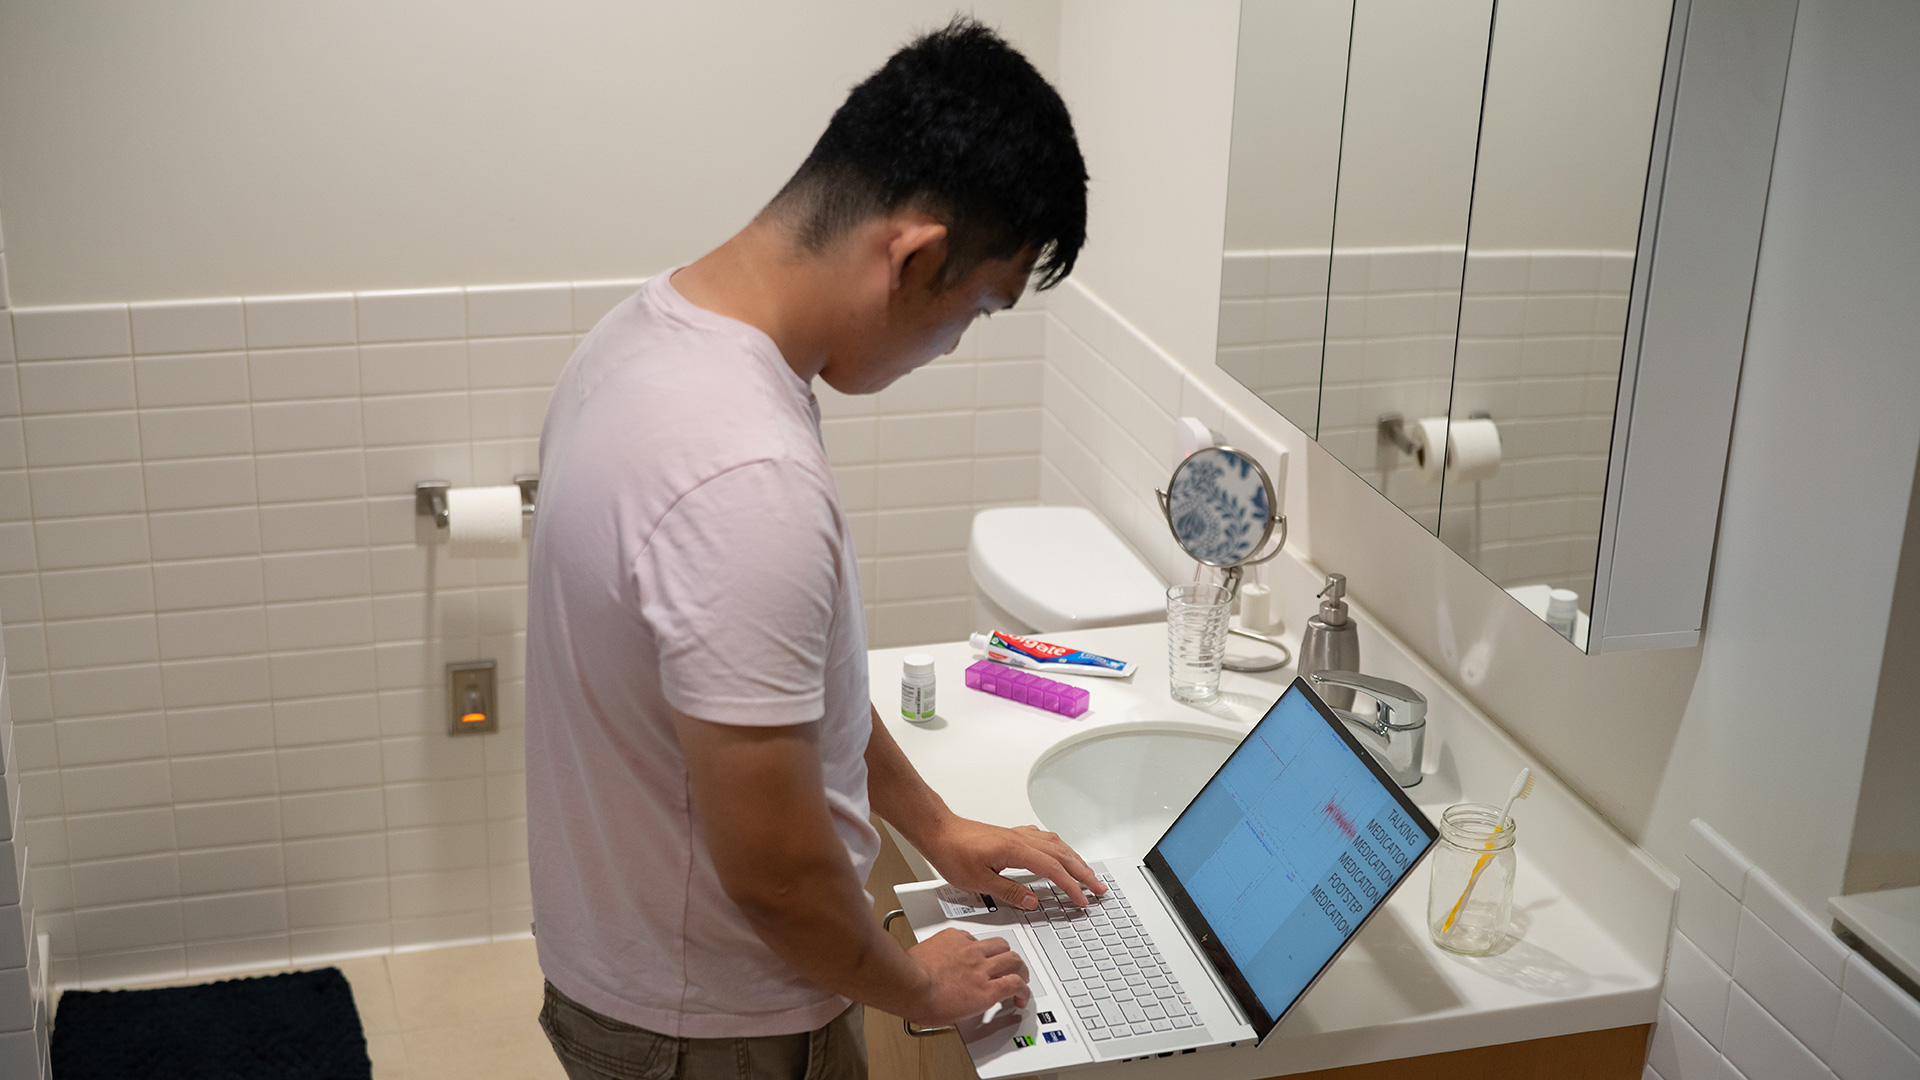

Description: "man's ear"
886 216 950 293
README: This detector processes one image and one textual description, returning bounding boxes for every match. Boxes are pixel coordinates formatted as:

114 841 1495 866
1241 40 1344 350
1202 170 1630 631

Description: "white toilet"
968 506 1167 634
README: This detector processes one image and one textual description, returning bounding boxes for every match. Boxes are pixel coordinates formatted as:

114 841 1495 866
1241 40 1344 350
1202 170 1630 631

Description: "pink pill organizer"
964 660 1090 718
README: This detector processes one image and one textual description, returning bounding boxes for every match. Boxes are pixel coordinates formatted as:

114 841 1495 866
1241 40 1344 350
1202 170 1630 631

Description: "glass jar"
1427 802 1517 955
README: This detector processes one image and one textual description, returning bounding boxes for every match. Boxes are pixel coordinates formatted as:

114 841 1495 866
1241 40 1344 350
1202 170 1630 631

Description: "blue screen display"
1156 687 1429 1020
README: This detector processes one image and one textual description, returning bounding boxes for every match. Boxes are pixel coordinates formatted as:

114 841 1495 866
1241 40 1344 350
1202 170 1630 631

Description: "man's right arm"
673 710 1030 1026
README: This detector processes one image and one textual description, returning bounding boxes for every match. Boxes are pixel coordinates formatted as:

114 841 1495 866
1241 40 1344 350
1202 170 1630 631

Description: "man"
525 19 1100 1080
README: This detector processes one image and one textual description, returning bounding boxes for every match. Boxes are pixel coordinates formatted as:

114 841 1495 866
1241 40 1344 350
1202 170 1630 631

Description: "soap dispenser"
1299 573 1359 709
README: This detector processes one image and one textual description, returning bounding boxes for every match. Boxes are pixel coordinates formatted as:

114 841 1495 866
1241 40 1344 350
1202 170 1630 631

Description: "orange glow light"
461 712 487 724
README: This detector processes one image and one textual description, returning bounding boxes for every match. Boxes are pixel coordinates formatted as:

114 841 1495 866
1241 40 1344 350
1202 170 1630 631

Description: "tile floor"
66 939 565 1080
67 937 945 1080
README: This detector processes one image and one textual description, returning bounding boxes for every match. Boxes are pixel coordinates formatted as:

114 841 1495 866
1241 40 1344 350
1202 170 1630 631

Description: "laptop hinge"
1135 862 1248 1027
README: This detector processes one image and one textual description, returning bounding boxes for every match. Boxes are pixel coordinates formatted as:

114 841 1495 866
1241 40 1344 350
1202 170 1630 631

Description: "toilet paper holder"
415 475 539 528
1377 411 1493 464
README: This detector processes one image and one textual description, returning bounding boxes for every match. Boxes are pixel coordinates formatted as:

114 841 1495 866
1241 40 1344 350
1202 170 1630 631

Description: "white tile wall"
1649 820 1920 1080
820 304 1047 646
1318 245 1463 538
1215 248 1332 433
1042 279 1292 596
0 275 1040 987
1218 247 1629 600
0 561 53 1077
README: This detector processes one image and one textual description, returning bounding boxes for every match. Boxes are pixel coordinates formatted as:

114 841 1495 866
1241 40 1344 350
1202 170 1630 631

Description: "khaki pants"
539 982 868 1080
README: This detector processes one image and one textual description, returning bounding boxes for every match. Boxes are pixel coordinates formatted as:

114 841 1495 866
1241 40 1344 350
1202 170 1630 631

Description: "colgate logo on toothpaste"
999 633 1072 658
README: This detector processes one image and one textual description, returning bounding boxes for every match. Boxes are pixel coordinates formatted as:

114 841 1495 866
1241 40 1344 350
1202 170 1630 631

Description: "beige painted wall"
1328 0 1494 250
1224 0 1671 254
1220 0 1350 251
1057 0 1242 379
1468 0 1672 251
0 0 1060 304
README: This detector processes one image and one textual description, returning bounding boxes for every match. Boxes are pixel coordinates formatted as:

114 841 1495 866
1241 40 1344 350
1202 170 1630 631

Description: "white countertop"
1829 886 1920 988
867 551 1674 1077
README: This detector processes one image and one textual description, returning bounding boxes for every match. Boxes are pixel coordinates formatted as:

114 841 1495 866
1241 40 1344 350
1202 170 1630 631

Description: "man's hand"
865 706 1107 911
923 818 1106 911
677 712 1026 1022
903 929 1030 1025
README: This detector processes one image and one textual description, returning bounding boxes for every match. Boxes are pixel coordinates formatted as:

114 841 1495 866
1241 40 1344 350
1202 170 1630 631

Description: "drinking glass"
1167 583 1233 705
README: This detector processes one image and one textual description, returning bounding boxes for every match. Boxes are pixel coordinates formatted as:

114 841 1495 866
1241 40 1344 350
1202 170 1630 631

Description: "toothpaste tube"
967 630 1136 679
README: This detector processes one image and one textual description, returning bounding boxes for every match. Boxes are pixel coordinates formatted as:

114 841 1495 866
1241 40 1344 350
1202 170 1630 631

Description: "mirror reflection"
1438 0 1674 631
1215 0 1677 649
1318 0 1497 534
1214 0 1354 437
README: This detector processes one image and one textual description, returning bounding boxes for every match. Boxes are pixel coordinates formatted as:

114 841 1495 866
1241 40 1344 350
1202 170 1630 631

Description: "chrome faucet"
1307 671 1427 787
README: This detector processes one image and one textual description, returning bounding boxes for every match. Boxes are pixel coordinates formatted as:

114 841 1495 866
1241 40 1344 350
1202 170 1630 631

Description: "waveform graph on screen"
1174 712 1380 960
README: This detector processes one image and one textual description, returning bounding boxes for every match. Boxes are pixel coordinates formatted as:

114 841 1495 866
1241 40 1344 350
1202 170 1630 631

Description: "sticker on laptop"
936 886 999 919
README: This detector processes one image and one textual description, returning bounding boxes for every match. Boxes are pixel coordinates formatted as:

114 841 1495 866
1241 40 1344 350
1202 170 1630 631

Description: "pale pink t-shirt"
525 271 879 1038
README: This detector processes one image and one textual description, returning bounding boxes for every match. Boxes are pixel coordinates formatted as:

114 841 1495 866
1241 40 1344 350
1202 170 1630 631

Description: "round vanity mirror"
1157 446 1290 673
1160 446 1281 566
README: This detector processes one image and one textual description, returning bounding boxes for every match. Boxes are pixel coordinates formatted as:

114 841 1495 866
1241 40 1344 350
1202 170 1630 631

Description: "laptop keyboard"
1021 872 1204 1041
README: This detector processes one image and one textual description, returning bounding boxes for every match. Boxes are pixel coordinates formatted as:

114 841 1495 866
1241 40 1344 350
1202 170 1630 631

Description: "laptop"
893 678 1439 1077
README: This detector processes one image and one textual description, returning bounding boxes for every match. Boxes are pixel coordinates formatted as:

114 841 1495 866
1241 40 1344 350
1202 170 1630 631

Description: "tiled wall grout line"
245 293 294 977
361 297 398 956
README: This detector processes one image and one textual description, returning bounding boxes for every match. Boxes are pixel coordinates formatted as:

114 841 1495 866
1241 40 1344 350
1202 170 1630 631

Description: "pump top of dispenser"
1316 573 1350 625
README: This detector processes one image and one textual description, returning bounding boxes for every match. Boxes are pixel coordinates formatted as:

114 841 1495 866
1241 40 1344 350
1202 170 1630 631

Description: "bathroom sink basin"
1026 724 1243 861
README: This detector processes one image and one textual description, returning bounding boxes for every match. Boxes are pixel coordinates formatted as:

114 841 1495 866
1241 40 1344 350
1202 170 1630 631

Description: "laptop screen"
1143 679 1438 1041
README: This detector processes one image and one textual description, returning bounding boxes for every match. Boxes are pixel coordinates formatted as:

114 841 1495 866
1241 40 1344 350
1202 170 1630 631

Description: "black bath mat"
51 967 372 1080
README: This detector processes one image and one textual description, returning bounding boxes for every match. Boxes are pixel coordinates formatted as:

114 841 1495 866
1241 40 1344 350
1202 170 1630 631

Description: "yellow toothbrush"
1442 767 1533 934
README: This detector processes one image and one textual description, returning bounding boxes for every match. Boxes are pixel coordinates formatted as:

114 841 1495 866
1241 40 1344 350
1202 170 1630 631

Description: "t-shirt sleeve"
633 459 848 726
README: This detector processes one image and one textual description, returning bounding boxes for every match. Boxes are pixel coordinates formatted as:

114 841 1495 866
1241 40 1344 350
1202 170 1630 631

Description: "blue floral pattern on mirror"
1167 447 1271 565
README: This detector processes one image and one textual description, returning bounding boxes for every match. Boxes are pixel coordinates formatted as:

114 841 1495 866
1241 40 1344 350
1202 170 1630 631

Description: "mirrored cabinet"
1215 0 1796 653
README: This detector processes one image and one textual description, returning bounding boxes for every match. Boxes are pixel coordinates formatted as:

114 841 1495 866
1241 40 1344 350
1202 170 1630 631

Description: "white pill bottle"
900 653 936 723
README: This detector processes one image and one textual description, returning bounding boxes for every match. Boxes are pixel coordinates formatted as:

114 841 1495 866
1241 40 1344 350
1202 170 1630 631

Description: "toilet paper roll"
1408 417 1450 483
447 485 525 559
1447 417 1503 482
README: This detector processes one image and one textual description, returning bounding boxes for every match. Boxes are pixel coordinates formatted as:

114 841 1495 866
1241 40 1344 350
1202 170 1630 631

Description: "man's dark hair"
766 17 1087 291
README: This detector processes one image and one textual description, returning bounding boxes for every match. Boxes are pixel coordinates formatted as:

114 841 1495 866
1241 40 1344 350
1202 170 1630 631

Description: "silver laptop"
894 678 1439 1077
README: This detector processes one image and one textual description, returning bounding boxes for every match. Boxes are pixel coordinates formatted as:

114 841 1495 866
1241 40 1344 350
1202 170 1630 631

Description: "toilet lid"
969 506 1168 631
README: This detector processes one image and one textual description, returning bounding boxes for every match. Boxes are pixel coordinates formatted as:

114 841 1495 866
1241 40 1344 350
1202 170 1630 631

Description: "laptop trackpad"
955 929 1083 1068
973 929 1046 1004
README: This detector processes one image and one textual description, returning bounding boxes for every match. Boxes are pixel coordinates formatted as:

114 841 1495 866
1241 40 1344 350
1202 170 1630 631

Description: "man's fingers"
1057 847 1105 899
990 974 1031 1010
1023 827 1106 899
993 875 1039 911
984 944 1027 981
1020 852 1089 907
1006 826 1105 904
